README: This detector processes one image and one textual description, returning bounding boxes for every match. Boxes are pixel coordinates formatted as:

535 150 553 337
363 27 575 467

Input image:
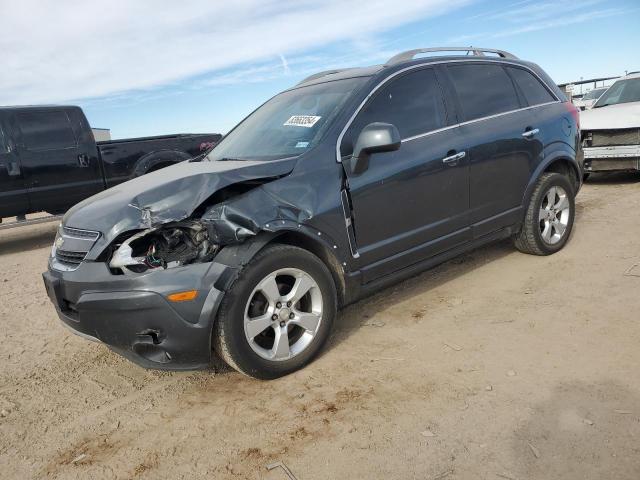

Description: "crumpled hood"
580 101 640 130
64 158 297 243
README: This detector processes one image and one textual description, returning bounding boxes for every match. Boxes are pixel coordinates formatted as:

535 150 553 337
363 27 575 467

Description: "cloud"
278 54 290 76
491 7 630 37
0 0 469 105
447 1 630 43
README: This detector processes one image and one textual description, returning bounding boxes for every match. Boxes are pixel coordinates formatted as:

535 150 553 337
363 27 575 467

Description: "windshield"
594 78 640 108
582 88 607 100
207 77 367 161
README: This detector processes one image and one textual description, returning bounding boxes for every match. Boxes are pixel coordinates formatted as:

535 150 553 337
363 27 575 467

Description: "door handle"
77 154 90 167
7 160 21 177
522 128 540 138
442 151 466 165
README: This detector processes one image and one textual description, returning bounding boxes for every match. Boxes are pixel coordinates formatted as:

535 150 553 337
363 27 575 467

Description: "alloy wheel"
538 185 571 245
243 268 323 361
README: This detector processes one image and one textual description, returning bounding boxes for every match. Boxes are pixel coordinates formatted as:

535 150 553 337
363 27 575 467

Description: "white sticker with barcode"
283 115 321 128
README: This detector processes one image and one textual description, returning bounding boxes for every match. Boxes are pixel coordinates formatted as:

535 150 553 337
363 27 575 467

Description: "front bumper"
43 260 232 370
583 145 640 172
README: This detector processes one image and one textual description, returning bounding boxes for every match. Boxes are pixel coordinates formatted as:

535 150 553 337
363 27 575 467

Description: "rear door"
341 66 471 280
16 108 103 214
443 62 543 238
0 115 29 217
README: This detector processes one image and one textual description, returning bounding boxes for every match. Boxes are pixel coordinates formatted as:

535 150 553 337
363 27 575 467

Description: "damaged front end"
104 175 312 275
109 221 218 275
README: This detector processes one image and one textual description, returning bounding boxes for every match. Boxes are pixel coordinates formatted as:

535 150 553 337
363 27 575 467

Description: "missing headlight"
109 222 217 274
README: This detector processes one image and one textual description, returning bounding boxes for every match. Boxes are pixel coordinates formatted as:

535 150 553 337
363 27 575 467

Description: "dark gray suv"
43 47 583 379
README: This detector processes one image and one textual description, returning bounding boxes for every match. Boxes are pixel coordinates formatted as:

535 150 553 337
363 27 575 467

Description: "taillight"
564 102 580 130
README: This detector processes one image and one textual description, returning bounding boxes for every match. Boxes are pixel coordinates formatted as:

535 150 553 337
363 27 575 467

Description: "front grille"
62 226 100 240
55 250 88 266
52 226 100 271
587 129 640 147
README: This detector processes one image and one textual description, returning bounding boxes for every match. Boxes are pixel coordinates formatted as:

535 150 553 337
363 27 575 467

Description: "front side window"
17 111 77 151
594 78 640 108
507 66 556 106
447 63 521 121
208 77 366 162
347 68 447 146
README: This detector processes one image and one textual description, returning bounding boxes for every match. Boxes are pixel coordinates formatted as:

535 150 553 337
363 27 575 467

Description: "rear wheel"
213 244 337 379
514 172 575 255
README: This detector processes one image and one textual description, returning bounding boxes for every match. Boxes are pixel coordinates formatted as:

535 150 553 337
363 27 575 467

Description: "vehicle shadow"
327 238 515 352
585 171 640 184
0 223 58 256
509 380 640 480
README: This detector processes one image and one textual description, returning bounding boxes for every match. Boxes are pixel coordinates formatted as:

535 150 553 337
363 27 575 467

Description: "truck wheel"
514 172 575 256
213 244 337 379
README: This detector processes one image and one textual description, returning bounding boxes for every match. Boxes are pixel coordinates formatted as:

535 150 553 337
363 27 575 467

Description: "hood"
580 101 640 130
64 158 297 242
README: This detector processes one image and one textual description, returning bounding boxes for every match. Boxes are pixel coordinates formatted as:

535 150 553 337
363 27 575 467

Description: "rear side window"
507 67 555 106
17 111 77 151
351 68 446 140
447 64 520 121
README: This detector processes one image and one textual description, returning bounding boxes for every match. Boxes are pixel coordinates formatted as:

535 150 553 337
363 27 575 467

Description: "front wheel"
514 172 575 255
213 244 337 379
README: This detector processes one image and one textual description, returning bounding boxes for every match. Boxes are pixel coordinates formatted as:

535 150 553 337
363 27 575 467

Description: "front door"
341 67 471 281
0 118 28 218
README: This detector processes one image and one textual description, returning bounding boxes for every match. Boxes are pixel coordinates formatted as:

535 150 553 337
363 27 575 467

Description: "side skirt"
342 225 517 305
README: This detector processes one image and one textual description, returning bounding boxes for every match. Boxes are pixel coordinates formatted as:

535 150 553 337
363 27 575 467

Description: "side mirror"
351 122 401 174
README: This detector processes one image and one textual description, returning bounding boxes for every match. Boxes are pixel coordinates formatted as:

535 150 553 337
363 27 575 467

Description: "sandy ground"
1 173 639 480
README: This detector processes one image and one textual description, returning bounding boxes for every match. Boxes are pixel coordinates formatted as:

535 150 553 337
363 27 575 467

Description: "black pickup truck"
0 105 221 218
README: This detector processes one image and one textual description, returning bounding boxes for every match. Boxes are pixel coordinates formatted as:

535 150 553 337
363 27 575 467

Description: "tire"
514 172 575 256
213 244 337 379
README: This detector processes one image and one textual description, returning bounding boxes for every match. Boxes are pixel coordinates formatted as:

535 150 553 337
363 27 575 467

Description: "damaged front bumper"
583 145 640 172
43 259 232 370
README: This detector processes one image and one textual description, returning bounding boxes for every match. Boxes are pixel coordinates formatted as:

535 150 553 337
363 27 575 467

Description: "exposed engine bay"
109 221 218 274
103 172 312 275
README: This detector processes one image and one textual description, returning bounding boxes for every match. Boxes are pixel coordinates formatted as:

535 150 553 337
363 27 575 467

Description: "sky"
1 0 638 139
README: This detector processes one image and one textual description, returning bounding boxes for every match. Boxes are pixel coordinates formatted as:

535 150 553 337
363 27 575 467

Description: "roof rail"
296 68 354 86
386 47 518 65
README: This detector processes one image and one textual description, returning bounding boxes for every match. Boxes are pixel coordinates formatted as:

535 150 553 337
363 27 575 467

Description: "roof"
295 47 522 88
0 104 76 110
295 65 384 87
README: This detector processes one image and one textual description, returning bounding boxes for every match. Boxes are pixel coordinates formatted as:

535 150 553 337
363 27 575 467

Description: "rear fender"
523 142 581 207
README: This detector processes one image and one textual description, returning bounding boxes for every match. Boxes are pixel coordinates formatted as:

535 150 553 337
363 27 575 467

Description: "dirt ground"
1 173 639 480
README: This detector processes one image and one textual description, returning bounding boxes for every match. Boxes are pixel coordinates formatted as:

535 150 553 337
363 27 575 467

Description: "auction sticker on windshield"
284 115 321 128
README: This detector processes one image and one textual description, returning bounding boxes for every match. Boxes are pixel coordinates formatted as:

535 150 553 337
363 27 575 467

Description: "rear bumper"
43 260 233 370
583 145 640 172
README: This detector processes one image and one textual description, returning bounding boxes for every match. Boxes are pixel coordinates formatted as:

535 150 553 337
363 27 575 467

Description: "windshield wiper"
188 152 208 162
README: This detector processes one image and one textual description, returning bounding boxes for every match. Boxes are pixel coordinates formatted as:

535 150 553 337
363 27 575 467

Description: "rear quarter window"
17 110 77 151
447 63 521 121
506 67 556 106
